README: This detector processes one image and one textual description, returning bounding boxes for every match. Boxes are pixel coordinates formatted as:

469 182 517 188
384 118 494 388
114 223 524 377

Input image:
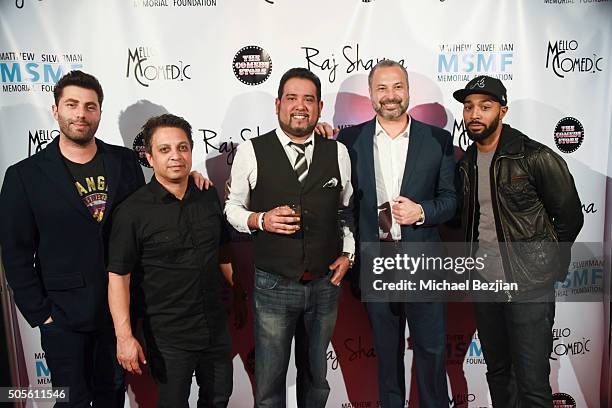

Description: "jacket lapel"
98 139 121 224
37 138 96 223
356 119 377 205
400 119 425 196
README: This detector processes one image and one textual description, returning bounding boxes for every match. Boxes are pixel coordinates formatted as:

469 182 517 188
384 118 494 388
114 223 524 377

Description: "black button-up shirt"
108 177 230 350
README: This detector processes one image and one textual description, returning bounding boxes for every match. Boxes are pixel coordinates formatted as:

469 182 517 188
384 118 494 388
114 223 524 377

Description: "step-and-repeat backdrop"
1 1 611 407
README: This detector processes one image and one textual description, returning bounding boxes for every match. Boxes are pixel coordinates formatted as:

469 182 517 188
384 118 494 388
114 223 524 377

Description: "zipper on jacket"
492 153 523 301
469 163 477 255
459 164 477 259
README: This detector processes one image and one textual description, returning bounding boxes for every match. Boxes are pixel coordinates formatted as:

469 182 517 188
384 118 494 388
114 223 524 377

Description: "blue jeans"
253 268 340 408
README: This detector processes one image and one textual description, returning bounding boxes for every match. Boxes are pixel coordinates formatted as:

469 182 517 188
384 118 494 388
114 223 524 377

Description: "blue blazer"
337 118 456 244
0 138 144 331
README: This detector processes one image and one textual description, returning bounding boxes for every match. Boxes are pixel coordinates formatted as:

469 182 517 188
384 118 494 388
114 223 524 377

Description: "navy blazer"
337 118 456 244
0 138 144 331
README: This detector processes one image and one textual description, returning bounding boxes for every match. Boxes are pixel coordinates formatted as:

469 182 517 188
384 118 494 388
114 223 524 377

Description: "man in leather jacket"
454 75 583 408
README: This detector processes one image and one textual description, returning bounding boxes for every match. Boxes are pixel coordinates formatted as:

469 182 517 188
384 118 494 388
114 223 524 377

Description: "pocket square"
323 177 338 188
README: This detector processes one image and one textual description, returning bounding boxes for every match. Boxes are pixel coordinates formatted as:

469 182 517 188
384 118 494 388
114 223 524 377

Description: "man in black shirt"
107 114 243 408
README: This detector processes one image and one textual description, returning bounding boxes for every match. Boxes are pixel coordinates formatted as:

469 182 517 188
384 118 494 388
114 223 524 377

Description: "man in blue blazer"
337 60 456 408
0 71 145 407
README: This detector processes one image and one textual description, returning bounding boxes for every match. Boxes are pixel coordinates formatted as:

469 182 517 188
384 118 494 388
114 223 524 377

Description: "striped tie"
289 141 311 184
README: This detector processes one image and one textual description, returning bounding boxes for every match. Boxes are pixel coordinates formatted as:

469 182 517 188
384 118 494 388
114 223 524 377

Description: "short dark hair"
277 68 322 102
53 70 104 107
141 114 193 154
368 59 409 89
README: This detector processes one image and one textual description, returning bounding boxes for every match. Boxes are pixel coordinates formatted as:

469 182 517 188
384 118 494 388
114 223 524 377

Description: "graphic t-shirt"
64 153 108 222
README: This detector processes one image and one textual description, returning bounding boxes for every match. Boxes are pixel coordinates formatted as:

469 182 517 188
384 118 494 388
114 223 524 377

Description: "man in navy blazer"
0 71 144 407
337 60 456 407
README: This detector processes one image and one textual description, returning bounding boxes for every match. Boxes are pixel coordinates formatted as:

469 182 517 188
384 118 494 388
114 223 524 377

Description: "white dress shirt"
225 128 355 255
373 117 416 241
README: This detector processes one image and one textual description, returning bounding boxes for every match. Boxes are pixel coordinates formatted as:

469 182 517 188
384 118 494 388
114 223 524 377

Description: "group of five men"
0 62 582 408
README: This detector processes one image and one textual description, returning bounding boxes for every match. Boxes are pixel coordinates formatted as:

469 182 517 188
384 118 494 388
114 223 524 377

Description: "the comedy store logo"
132 131 152 168
552 393 576 408
554 117 584 154
232 46 272 85
126 46 192 87
546 40 604 79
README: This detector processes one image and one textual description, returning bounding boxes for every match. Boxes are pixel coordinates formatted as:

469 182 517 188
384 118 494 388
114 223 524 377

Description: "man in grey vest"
225 67 355 407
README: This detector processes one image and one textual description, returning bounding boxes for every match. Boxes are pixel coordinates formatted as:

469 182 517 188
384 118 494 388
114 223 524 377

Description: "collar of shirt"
373 115 411 241
374 115 411 140
275 127 316 148
148 176 196 203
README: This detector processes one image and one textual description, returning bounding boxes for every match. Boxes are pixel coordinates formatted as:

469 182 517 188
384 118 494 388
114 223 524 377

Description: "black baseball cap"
453 75 508 106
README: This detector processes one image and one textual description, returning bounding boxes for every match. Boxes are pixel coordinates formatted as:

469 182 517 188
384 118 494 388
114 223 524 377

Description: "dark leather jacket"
457 124 583 298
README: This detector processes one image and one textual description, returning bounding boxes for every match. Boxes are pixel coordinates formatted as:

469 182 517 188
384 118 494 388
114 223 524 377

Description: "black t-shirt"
107 177 230 351
64 152 108 222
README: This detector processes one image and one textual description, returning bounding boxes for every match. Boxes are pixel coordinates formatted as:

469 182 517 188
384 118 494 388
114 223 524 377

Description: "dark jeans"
39 323 125 408
365 302 448 408
253 268 340 408
474 301 555 408
147 332 233 408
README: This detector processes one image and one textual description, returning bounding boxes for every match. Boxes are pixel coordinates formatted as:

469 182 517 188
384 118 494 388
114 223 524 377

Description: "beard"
373 96 409 120
57 116 99 146
466 117 500 143
278 112 318 138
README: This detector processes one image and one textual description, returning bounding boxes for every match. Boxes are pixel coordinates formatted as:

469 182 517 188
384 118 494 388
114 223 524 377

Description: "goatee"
467 118 500 143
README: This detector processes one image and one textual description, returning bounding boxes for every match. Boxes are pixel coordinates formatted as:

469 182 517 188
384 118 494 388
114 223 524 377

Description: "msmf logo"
1 51 83 93
437 42 514 83
464 337 485 365
554 258 603 298
546 40 604 78
34 352 51 384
